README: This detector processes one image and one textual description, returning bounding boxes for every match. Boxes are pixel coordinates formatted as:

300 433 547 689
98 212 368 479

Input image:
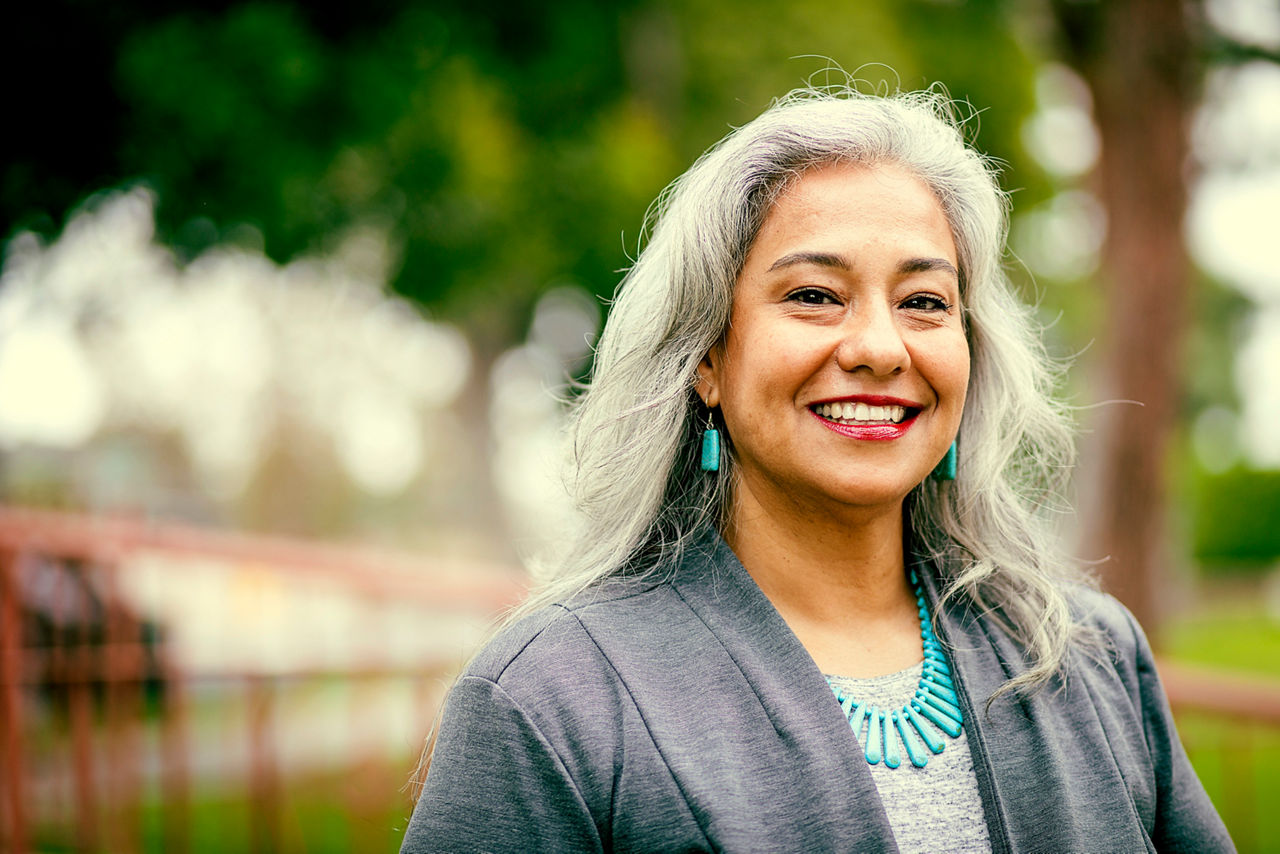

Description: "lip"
810 408 918 441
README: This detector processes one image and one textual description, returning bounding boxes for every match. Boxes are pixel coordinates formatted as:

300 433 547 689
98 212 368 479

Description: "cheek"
953 364 971 418
719 325 786 395
748 325 829 378
952 349 972 398
926 335 971 404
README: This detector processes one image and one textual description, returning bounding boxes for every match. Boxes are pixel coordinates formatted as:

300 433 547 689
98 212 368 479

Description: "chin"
828 466 931 503
816 481 921 512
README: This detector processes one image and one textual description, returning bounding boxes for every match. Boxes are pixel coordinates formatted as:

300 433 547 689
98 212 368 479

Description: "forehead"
748 162 958 266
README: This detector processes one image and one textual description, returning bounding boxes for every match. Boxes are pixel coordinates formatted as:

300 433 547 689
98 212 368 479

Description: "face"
697 162 969 515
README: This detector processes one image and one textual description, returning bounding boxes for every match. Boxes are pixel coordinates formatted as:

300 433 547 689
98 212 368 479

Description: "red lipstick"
814 416 915 441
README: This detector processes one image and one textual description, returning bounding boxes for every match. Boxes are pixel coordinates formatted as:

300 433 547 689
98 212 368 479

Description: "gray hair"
524 84 1092 695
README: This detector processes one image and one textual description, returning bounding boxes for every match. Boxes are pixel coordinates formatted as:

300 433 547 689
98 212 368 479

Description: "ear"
695 347 721 409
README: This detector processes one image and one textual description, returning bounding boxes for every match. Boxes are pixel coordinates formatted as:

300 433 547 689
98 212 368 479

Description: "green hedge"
1191 466 1280 569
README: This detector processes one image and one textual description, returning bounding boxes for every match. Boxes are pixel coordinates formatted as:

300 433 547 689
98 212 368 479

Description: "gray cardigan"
402 534 1233 853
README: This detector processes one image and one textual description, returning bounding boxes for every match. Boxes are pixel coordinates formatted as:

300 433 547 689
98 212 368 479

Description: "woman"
402 86 1232 852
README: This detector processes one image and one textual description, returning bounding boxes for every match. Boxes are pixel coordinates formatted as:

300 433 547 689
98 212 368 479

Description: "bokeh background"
2 0 1278 851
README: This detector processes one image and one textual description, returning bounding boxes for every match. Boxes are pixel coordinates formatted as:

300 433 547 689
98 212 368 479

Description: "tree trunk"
1053 0 1199 638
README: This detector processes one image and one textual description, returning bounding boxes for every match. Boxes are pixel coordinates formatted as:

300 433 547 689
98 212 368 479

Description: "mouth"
810 400 921 426
807 396 924 441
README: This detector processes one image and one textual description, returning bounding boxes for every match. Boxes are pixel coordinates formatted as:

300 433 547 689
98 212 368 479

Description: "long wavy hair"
518 84 1091 696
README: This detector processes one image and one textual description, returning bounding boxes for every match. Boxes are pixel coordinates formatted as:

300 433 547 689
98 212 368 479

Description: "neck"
723 482 914 627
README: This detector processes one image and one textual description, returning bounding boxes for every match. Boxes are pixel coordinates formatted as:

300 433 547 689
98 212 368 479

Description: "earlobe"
696 350 720 409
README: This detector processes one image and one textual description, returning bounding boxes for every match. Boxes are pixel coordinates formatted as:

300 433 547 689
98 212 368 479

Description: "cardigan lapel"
912 561 1015 854
665 532 899 852
918 561 1155 853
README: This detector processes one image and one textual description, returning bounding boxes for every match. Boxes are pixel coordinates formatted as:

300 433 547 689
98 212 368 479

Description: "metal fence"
2 506 1278 852
0 506 525 854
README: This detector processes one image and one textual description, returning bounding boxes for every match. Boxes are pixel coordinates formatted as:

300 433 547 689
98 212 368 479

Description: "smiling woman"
401 85 1233 853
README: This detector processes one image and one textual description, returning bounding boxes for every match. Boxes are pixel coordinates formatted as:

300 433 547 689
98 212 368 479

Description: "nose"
834 303 910 375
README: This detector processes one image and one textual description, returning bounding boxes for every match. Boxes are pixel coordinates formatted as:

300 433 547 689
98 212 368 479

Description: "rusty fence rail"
0 506 526 854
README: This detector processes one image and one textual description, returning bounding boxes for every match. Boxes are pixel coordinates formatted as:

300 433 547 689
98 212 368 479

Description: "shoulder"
1060 583 1150 669
462 575 690 706
1051 583 1163 724
1064 584 1141 641
436 574 706 808
1053 590 1234 849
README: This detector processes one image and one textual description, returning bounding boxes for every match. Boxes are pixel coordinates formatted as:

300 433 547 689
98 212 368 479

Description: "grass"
30 764 415 854
1175 713 1280 854
1164 606 1280 679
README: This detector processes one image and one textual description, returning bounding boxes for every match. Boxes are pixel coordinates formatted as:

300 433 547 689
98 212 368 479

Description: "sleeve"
1122 608 1236 853
400 675 604 854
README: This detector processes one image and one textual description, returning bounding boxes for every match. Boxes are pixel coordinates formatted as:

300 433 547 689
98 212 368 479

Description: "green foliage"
4 0 1058 346
109 2 651 345
31 771 412 854
1191 466 1280 569
1184 273 1254 416
90 0 1053 345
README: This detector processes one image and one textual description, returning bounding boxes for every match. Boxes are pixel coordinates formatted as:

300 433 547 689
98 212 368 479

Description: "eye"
786 287 839 305
900 293 952 312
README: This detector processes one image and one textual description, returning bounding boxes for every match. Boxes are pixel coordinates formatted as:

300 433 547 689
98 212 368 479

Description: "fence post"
69 594 100 851
160 655 191 854
248 674 281 854
0 549 28 854
102 559 142 854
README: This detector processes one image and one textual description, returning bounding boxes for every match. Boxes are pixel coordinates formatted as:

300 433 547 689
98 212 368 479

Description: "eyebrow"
898 257 960 280
767 251 851 272
767 251 960 280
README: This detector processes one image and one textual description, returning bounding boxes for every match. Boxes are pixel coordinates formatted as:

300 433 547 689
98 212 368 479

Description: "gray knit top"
827 664 992 853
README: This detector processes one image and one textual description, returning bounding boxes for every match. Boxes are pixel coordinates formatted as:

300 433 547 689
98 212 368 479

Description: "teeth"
817 403 909 424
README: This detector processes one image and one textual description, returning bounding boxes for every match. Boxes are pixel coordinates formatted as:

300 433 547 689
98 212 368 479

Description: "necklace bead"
894 711 930 768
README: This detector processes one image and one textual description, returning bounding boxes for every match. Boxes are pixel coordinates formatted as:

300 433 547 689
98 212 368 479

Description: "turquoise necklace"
825 570 964 769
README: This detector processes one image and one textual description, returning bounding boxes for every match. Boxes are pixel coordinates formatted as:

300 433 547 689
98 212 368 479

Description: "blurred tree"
5 0 1049 326
1050 0 1280 635
2 0 1054 538
1049 0 1200 635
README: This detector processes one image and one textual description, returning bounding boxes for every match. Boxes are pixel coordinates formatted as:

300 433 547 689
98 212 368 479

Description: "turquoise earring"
932 440 957 481
700 411 721 472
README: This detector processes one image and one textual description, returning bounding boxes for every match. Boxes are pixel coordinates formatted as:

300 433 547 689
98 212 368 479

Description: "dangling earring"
932 440 957 481
700 410 721 472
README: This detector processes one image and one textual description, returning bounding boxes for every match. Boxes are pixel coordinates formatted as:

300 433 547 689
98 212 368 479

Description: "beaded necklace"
825 570 964 769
